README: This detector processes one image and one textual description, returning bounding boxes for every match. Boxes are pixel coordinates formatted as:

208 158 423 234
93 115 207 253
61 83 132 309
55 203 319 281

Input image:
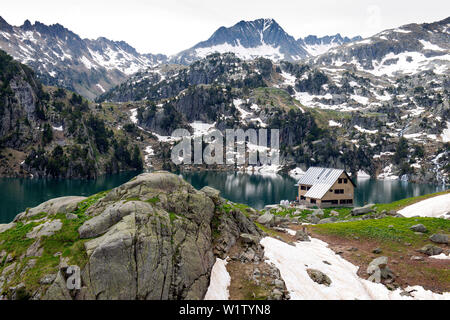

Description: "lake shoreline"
1 170 448 224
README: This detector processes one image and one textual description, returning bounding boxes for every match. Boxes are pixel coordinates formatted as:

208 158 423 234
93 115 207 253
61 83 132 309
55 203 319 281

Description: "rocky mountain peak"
0 16 12 32
171 18 309 64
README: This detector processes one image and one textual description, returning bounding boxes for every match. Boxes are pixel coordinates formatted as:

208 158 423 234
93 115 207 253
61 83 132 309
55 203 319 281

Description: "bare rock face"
0 223 16 234
14 196 86 222
27 171 263 301
26 220 63 239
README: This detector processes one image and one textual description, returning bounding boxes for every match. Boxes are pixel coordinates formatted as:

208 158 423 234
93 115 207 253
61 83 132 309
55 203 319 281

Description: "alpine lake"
1 170 447 223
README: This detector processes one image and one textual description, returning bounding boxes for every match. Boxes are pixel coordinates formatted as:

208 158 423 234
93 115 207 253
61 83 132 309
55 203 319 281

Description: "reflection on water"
354 178 447 206
0 171 139 223
1 171 447 224
183 172 297 210
182 172 448 210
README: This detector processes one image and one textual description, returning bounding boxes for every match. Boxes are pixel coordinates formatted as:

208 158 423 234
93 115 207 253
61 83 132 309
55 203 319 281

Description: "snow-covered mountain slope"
0 16 167 99
171 19 362 65
312 16 450 77
171 18 308 64
298 34 362 56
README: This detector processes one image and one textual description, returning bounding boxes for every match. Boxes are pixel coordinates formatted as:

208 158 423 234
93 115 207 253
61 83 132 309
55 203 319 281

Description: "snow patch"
129 108 138 124
357 170 371 179
398 193 450 218
328 120 342 127
377 164 399 180
195 42 285 62
190 121 216 137
419 40 445 51
430 253 450 260
261 236 449 300
354 125 378 134
289 167 305 179
441 122 450 143
204 258 230 300
96 83 106 93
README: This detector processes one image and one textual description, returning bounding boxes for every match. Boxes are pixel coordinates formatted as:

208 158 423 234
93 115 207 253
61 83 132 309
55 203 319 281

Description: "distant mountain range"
312 17 450 77
0 17 165 99
0 16 362 99
0 16 449 100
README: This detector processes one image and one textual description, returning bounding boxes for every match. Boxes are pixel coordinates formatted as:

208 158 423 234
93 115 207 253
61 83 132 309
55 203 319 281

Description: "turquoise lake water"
0 171 447 223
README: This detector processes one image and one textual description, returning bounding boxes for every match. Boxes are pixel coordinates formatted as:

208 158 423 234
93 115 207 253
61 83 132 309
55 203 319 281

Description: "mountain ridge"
0 16 167 100
170 18 362 64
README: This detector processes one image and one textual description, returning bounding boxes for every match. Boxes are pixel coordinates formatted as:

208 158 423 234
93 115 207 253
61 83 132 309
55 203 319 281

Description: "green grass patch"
270 207 352 222
146 196 160 204
0 189 107 296
73 190 109 216
241 279 273 300
0 222 39 262
312 217 450 246
219 202 250 215
255 222 278 237
27 212 48 221
252 87 304 111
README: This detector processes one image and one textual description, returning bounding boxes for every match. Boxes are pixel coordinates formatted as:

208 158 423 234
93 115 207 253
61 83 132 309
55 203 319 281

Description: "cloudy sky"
1 0 448 55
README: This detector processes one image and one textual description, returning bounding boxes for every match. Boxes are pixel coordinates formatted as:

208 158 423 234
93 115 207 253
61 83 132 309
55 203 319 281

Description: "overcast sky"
1 0 448 55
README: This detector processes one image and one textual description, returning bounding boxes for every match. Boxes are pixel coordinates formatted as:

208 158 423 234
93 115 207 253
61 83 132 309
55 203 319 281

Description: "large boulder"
367 256 394 283
257 212 275 226
294 230 310 242
410 224 427 233
312 209 324 218
200 186 221 205
306 215 321 224
418 244 443 256
429 234 448 244
318 217 338 224
351 204 375 216
76 172 219 300
239 233 261 245
14 196 86 221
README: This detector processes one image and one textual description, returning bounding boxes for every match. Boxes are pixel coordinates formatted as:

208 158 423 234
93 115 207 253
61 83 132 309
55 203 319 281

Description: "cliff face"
0 50 143 179
0 171 266 300
0 50 41 149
